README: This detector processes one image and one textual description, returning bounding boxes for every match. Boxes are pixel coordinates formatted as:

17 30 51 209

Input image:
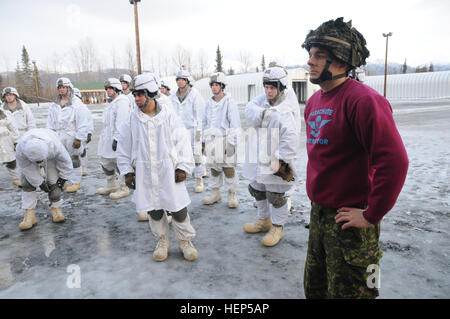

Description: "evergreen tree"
402 59 407 74
227 67 235 75
429 62 434 72
215 45 223 73
15 62 25 97
261 54 266 71
16 46 35 100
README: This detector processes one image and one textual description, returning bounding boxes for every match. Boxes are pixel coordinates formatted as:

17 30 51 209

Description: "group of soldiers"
0 61 300 263
1 17 410 298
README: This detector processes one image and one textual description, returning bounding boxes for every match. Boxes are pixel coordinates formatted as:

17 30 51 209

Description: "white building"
193 67 319 105
364 70 450 100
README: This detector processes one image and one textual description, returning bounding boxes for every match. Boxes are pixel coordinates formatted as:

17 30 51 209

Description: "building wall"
364 71 450 99
193 68 319 105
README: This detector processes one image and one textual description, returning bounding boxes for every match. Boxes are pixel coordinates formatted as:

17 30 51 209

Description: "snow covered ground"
0 99 449 299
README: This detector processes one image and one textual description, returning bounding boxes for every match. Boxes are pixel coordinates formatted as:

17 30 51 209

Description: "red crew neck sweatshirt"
304 78 409 224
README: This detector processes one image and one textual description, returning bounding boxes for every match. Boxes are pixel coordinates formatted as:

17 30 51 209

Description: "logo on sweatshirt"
307 115 331 138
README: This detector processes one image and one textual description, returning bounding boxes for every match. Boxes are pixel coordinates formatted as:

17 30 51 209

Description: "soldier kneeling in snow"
16 128 73 230
116 73 198 262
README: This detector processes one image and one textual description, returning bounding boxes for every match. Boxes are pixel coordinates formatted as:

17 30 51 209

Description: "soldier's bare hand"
335 207 372 230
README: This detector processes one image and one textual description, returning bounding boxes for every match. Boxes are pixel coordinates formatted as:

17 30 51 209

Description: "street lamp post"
129 0 142 75
383 32 392 98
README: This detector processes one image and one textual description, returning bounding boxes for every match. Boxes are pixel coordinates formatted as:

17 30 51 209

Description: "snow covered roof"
364 70 450 99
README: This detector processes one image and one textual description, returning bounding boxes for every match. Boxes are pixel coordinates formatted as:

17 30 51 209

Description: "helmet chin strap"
310 56 348 84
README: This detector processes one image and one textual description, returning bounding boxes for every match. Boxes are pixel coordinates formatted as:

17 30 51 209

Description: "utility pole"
130 0 142 75
32 60 40 106
383 32 392 98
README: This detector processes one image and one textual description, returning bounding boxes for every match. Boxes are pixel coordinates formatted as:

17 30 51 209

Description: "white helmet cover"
56 77 73 89
2 87 20 98
119 74 132 84
104 78 122 91
23 139 49 163
160 80 170 90
209 72 227 86
175 69 191 82
263 65 288 87
132 73 159 94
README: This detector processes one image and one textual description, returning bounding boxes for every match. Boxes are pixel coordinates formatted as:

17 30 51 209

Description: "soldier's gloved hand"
56 177 67 189
39 181 50 193
175 169 187 183
273 160 295 182
225 143 235 157
86 133 92 144
112 140 118 151
72 139 81 149
125 172 136 189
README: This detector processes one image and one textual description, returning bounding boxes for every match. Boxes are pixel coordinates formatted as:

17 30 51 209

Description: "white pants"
81 142 89 167
22 191 62 210
193 162 205 179
100 157 125 185
7 167 19 180
250 181 292 226
149 212 196 241
208 166 238 192
21 160 62 210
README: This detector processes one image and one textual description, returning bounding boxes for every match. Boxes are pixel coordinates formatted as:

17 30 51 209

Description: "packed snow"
0 99 449 298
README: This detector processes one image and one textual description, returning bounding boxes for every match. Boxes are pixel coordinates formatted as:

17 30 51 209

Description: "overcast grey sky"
1 0 449 74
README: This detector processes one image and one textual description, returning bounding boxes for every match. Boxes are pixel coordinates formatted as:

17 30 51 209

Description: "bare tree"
125 40 137 78
197 48 210 79
172 45 193 72
111 46 120 76
70 37 98 81
51 52 63 75
238 50 253 73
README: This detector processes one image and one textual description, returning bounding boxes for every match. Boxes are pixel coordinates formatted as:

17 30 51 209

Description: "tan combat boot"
50 207 65 223
109 184 130 200
82 165 87 176
178 240 198 261
137 212 149 222
228 191 238 208
65 183 81 193
261 225 284 247
202 188 221 205
194 178 204 193
243 217 272 233
153 235 170 262
98 177 118 195
18 209 37 230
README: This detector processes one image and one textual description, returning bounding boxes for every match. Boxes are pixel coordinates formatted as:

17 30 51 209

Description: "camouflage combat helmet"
302 17 370 83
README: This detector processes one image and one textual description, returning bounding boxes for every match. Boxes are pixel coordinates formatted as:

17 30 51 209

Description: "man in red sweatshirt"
301 18 409 298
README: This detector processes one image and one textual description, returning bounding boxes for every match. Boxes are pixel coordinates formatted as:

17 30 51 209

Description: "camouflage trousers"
304 202 383 299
